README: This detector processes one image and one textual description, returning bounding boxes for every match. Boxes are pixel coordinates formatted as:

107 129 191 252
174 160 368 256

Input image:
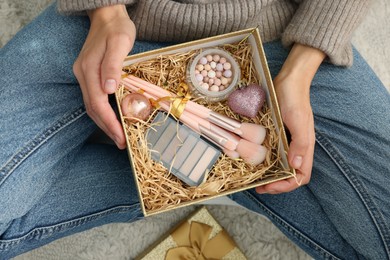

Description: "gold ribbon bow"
148 82 191 119
168 82 191 119
165 221 236 260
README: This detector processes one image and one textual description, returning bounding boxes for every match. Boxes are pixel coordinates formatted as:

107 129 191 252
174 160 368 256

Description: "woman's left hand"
256 43 325 194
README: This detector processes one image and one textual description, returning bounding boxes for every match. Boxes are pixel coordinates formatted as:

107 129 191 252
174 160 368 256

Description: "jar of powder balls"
186 48 240 102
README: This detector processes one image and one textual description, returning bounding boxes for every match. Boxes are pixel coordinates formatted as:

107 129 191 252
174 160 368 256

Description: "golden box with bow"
136 207 247 260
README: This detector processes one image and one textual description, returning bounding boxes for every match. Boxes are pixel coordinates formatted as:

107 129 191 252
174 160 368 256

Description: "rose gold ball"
121 93 152 122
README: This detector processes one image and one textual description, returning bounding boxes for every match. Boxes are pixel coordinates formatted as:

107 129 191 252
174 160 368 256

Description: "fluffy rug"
13 204 312 260
1 0 389 259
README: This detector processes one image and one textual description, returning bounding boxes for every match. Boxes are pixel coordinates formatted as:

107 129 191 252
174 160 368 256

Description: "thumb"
285 109 313 170
101 35 134 94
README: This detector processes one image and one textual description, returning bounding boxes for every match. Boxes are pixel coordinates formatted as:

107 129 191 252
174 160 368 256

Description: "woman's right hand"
73 5 136 149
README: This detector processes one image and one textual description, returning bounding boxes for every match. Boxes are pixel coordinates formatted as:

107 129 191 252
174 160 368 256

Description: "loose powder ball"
120 93 152 122
194 53 234 92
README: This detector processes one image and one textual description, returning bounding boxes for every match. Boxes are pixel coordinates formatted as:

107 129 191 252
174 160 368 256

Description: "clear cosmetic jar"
186 48 240 103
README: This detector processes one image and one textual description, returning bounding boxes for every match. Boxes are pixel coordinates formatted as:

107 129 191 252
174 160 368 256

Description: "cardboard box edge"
118 28 295 217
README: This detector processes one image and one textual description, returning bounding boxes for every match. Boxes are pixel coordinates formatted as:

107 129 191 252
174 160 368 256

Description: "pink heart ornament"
227 84 266 118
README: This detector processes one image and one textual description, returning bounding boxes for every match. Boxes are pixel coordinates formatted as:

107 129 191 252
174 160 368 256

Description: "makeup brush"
236 139 268 166
171 107 267 166
195 125 240 160
122 82 266 166
124 75 266 145
124 83 238 151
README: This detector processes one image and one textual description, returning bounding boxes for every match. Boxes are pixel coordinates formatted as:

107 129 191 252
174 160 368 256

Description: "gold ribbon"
168 82 191 119
149 82 191 119
165 221 236 260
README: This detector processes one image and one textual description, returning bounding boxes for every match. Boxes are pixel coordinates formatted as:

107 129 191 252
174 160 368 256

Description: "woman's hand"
73 5 136 149
256 43 325 194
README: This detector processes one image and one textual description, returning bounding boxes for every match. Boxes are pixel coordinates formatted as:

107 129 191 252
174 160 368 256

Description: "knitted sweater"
57 0 371 66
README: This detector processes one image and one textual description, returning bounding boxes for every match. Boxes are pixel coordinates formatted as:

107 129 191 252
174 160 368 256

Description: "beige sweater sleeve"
57 0 137 14
282 0 371 66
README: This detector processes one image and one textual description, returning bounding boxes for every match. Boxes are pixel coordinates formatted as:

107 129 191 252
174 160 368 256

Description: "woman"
1 0 389 258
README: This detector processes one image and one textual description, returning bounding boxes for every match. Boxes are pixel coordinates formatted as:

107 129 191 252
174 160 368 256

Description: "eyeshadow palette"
146 112 221 186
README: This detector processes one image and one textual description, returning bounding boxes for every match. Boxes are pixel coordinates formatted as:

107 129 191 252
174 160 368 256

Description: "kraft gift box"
136 207 247 260
116 28 294 216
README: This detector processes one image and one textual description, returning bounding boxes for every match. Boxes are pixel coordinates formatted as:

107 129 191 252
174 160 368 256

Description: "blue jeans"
1 3 389 260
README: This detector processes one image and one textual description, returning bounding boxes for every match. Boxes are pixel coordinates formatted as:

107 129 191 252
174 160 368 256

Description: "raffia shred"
119 40 294 213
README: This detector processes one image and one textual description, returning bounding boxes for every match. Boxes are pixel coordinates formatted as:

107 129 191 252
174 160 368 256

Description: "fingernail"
292 156 303 169
105 79 117 93
258 190 276 194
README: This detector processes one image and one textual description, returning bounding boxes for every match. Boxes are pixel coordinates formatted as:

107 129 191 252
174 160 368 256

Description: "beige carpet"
1 1 389 259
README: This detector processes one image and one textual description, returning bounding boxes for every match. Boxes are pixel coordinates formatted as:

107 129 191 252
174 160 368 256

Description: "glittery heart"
227 84 266 118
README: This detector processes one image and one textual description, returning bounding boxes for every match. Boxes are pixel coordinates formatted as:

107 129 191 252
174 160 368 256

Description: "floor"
1 0 389 259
